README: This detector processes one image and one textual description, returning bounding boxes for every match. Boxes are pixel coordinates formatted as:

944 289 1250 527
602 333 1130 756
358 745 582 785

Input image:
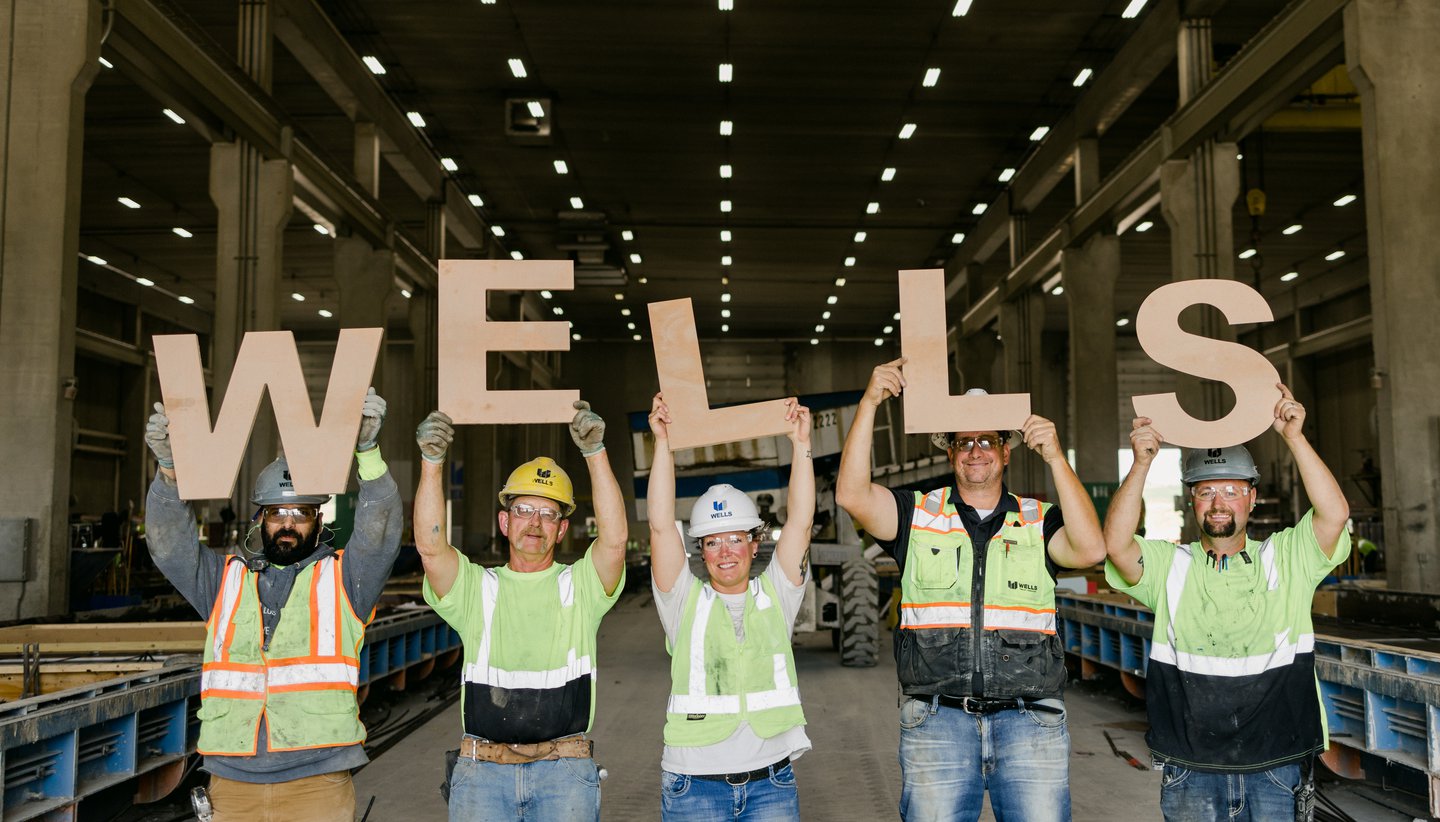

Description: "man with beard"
835 359 1105 822
413 401 626 821
1103 384 1350 821
142 388 402 821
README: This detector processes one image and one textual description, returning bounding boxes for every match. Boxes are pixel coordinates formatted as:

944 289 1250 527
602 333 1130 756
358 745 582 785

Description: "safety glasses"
508 503 564 523
262 505 318 524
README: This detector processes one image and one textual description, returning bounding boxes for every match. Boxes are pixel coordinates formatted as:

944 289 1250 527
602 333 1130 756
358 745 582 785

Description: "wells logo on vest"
1008 580 1039 593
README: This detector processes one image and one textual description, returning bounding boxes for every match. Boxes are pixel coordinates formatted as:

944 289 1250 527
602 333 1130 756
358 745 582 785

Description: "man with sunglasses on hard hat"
1103 384 1350 821
644 393 815 821
142 389 402 821
412 401 627 821
835 358 1105 822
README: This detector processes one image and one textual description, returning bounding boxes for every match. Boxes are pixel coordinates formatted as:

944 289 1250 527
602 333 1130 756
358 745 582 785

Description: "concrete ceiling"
75 0 1367 345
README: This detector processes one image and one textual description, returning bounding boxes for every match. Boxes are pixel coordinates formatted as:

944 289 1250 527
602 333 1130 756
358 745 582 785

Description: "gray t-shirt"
144 467 403 783
652 557 812 775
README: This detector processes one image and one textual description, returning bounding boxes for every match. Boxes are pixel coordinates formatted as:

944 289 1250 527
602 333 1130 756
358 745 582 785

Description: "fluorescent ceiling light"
881 167 896 182
1135 220 1154 232
177 295 195 305
898 123 917 139
719 0 733 9
721 309 731 318
630 253 642 264
162 108 186 124
1029 126 1050 141
313 223 330 235
972 203 987 215
718 63 733 83
1281 271 1299 282
922 68 941 88
1121 0 1148 19
720 200 732 212
826 295 838 305
1116 317 1130 327
834 277 846 287
883 325 894 333
951 232 966 244
622 230 635 241
118 197 140 209
1333 194 1356 207
720 164 732 178
317 309 333 318
893 312 901 320
810 338 819 345
1238 248 1256 259
570 196 584 209
720 120 733 136
540 290 553 299
1326 250 1346 261
85 255 107 266
874 338 884 346
866 202 880 214
1283 224 1302 235
362 55 386 75
172 227 193 238
632 334 642 341
721 230 732 242
614 292 625 301
844 256 856 267
553 306 564 315
98 56 114 68
135 277 155 287
292 292 306 302
572 332 581 340
1073 68 1093 87
440 157 459 172
1052 286 1065 296
627 322 636 330
998 168 1015 182
721 293 732 302
721 255 733 266
511 250 524 260
508 58 527 78
952 0 974 15
815 324 825 333
553 160 569 174
468 194 484 207
854 231 867 242
527 100 545 118
491 226 506 237
406 111 426 128
621 308 632 316
401 289 412 298
822 311 831 319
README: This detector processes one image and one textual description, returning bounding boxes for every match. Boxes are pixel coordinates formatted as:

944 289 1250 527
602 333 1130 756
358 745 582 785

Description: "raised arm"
342 389 405 616
835 358 906 541
775 399 815 586
1273 384 1349 556
571 401 628 595
142 402 224 616
646 393 687 592
414 411 459 598
1103 417 1161 585
1020 414 1105 568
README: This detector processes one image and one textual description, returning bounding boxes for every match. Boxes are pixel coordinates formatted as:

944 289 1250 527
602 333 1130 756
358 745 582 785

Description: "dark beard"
261 525 321 565
1202 517 1237 538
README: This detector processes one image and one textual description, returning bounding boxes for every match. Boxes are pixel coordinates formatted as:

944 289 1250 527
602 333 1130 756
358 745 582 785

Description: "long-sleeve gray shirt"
145 462 403 783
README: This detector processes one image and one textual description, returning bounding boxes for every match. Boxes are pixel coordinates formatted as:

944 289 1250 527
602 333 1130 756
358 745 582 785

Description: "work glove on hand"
355 387 386 451
144 402 174 469
416 411 454 464
569 400 606 457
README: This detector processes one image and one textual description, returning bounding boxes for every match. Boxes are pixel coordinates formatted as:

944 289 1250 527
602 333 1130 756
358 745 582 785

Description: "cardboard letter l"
154 329 383 500
1132 279 1281 448
648 298 791 450
898 268 1030 435
438 259 579 424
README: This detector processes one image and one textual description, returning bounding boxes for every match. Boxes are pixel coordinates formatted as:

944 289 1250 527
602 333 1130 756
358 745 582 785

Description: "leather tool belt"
459 735 593 765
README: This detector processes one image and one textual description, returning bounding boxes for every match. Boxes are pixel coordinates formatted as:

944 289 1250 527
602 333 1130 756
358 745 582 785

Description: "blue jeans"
447 755 600 821
898 696 1071 822
660 763 800 821
1159 762 1306 822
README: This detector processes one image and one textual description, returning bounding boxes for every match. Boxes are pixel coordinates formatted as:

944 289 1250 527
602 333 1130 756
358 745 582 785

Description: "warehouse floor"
353 592 1410 821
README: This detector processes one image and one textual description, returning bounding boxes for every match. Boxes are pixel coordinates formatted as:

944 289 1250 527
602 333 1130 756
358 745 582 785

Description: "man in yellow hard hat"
412 401 627 821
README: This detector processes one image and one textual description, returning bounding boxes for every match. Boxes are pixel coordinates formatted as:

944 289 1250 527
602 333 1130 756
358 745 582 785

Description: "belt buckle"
725 771 752 786
961 697 987 714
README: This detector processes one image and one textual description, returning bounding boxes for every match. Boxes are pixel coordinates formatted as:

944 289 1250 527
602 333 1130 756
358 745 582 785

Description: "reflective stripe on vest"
667 577 800 716
899 602 972 628
460 567 595 691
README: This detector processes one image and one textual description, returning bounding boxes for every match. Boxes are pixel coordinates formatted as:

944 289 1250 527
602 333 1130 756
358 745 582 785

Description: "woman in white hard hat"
646 392 815 821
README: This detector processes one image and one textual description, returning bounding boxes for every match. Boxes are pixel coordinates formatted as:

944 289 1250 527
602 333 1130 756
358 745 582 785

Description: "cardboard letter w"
154 329 383 500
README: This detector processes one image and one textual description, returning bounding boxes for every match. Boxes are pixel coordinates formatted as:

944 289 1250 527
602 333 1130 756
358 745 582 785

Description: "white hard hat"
686 484 764 539
931 389 1013 451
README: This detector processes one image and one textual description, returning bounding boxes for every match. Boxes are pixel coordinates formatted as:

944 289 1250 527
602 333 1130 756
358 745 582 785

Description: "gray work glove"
144 402 174 469
356 387 386 451
416 411 455 464
569 400 606 457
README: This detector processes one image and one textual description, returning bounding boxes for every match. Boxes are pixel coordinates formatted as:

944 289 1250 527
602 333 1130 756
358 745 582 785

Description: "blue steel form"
0 609 459 822
1057 591 1440 815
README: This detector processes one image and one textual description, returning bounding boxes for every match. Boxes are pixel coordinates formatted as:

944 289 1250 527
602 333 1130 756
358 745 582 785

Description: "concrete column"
426 199 447 260
1000 291 1046 496
0 0 100 616
336 237 392 330
1074 138 1101 202
354 121 380 198
1062 233 1121 485
1008 213 1028 269
409 289 438 417
1346 0 1440 591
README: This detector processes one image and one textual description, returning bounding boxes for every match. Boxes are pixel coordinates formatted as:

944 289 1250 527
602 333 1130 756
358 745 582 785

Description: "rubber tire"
838 558 880 667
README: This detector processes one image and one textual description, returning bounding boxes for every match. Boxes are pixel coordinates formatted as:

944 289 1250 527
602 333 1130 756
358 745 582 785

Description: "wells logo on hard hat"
498 457 575 516
687 484 763 539
712 500 726 512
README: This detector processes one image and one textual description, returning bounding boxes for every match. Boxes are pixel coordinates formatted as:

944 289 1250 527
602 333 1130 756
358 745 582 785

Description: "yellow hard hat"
498 457 576 516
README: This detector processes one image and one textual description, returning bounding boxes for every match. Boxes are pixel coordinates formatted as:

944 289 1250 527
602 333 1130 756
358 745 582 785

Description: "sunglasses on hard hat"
263 505 319 524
